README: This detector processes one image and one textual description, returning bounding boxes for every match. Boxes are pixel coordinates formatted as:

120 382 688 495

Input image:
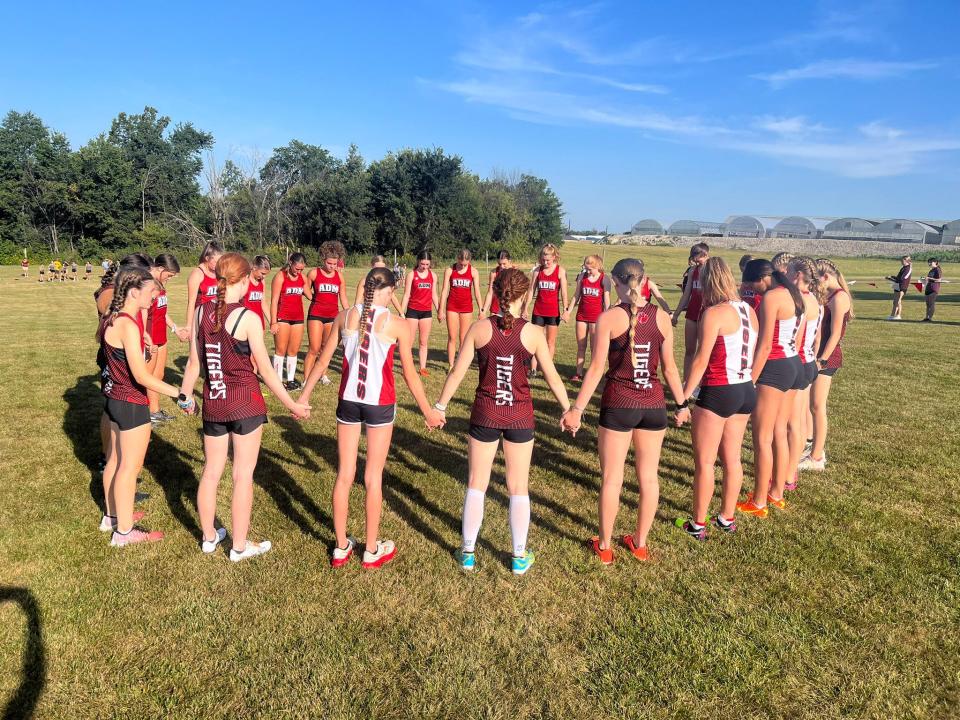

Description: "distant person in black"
886 255 912 320
922 258 942 322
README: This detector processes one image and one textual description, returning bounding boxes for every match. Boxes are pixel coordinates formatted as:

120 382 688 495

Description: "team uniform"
697 301 758 417
406 270 434 320
197 271 219 307
818 289 850 377
446 264 475 314
740 287 763 312
197 303 268 436
337 305 397 427
469 319 535 443
147 288 169 347
489 267 504 316
243 277 266 325
576 273 605 324
685 267 704 321
532 265 561 326
308 269 343 323
100 313 150 430
798 292 824 388
20 259 28 276
276 273 306 324
757 295 804 391
599 304 668 431
85 263 93 279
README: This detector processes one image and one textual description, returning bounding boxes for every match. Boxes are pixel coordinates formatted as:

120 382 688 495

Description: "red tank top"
576 272 605 323
197 270 218 306
408 270 434 311
101 313 148 405
533 265 561 317
640 277 652 301
600 304 665 409
446 264 474 313
276 271 306 321
470 319 534 429
308 269 343 319
740 286 763 311
243 277 266 324
197 303 267 422
490 267 503 315
819 289 849 369
147 288 168 345
767 289 802 360
685 266 703 321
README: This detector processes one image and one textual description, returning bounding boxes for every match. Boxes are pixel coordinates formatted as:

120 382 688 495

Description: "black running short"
801 361 817 389
598 406 668 432
405 308 432 320
756 356 803 392
532 314 560 327
818 365 839 377
276 319 304 326
308 314 336 324
336 399 396 427
202 415 267 437
696 383 757 418
104 397 151 431
468 424 535 443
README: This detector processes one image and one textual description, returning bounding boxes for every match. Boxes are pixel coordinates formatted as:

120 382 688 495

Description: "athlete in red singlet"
400 250 439 376
305 241 349 384
270 252 307 389
568 255 611 381
98 265 181 546
439 249 483 368
301 267 443 570
180 253 309 562
525 244 569 375
676 257 758 539
564 258 685 563
243 255 271 326
437 268 571 575
671 243 710 383
482 250 514 318
185 241 223 336
145 254 188 423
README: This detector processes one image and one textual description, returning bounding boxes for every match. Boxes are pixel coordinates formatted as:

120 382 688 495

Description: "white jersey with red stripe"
799 292 824 363
702 301 757 386
768 312 801 360
338 305 397 405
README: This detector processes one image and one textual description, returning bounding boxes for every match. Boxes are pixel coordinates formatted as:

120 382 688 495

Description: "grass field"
1 242 958 719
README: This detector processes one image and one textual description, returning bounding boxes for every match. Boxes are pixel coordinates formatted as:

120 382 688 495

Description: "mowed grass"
0 242 958 719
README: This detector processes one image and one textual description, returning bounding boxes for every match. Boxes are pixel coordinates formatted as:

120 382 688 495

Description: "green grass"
1 243 958 719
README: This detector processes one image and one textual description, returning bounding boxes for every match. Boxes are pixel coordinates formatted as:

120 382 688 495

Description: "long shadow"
853 316 960 326
1 587 45 720
848 289 959 303
147 432 203 538
255 447 334 545
62 374 107 514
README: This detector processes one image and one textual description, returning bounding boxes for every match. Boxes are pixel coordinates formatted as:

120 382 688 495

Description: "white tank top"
800 292 824 363
703 301 757 386
338 305 397 405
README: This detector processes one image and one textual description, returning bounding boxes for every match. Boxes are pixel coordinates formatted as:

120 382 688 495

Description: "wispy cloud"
755 59 937 88
752 116 830 138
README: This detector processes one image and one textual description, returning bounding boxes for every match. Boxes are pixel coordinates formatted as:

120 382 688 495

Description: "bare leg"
446 312 461 367
769 389 796 500
418 318 433 370
198 433 230 542
304 319 324 380
102 421 121 516
810 374 833 460
682 319 698 382
229 425 264 550
113 423 153 532
333 422 362 548
631 428 664 546
718 414 750 519
362 423 395 553
597 427 632 549
575 321 588 376
751 384 783 508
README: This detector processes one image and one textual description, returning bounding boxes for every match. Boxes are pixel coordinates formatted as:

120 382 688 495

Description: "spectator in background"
922 258 942 322
886 255 912 320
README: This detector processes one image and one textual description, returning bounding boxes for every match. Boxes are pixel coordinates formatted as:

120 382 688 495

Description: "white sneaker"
320 375 332 386
229 540 272 562
201 527 227 554
361 539 397 569
331 537 357 568
99 511 144 532
887 315 901 321
798 455 826 471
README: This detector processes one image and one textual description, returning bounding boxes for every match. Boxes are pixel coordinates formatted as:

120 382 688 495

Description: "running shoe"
459 550 476 571
621 534 649 561
802 439 813 457
285 379 302 391
674 518 707 541
767 495 787 510
320 375 332 386
711 515 737 534
511 550 535 575
798 454 826 471
201 527 228 554
110 527 164 546
887 315 901 321
785 471 798 492
570 374 582 382
134 491 150 503
736 497 769 518
590 537 614 565
362 539 397 569
99 511 144 532
149 412 165 425
419 368 429 377
921 317 932 322
158 410 176 421
331 537 357 568
230 540 272 562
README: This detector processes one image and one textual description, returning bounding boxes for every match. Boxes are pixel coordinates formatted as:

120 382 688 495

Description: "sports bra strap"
230 308 249 337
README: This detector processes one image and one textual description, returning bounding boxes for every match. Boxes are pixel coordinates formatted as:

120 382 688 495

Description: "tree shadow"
62 374 107 514
1 586 45 720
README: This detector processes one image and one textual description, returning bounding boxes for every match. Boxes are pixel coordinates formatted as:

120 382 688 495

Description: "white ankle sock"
273 355 283 376
285 356 297 381
461 488 485 552
509 495 530 557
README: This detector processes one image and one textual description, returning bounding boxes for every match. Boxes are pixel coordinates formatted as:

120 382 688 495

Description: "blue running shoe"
460 550 476 571
512 550 535 576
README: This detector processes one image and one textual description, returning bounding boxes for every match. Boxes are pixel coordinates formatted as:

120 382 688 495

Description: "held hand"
175 327 189 342
270 323 279 335
561 311 570 324
289 402 311 420
674 407 691 426
424 408 446 430
560 409 582 436
438 311 446 324
671 316 679 327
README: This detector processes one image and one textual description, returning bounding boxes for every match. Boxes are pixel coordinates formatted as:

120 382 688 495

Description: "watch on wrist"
434 402 447 412
677 399 689 410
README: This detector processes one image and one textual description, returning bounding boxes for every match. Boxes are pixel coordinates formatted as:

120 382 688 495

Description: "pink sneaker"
99 511 145 532
110 527 164 546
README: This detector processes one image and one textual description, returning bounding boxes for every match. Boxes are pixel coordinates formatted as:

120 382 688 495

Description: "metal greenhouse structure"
872 219 941 244
630 219 664 235
822 218 879 240
940 220 960 245
667 220 727 236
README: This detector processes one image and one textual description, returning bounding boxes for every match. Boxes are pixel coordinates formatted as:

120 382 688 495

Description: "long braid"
611 258 647 370
816 258 855 319
356 273 377 363
793 256 825 305
493 268 529 333
213 277 228 331
96 269 145 341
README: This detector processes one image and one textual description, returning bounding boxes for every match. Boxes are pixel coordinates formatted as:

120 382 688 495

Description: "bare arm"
270 271 283 334
684 307 723 396
752 294 777 382
472 268 484 316
400 272 414 314
671 274 693 325
482 271 496 315
179 309 203 398
818 292 849 362
260 290 271 326
185 269 202 331
569 311 612 410
338 276 349 311
559 268 570 322
303 269 316 303
243 312 309 418
523 269 539 318
648 280 672 313
567 276 584 317
438 268 452 322
120 322 179 397
603 276 612 311
392 320 444 427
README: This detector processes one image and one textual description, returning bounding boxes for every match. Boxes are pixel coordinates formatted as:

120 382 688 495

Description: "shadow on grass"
147 432 203 539
62 374 107 515
0 586 45 720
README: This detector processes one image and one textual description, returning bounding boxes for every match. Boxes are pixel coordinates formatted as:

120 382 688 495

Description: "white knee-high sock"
273 355 283 376
461 488 485 552
509 495 530 557
285 356 297 381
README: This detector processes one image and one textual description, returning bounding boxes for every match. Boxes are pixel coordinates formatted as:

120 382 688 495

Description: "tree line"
0 107 564 264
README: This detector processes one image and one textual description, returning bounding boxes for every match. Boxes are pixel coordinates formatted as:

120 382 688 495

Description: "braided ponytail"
816 258 855 319
214 278 228 331
213 253 253 332
611 258 647 370
791 256 825 305
493 268 530 333
354 267 397 362
96 267 151 342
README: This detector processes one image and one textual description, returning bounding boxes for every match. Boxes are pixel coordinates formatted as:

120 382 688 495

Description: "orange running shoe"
736 495 769 518
621 534 649 561
767 494 787 510
590 537 614 565
419 368 429 377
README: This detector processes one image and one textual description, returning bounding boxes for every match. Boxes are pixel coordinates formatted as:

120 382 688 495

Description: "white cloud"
859 121 906 140
752 116 830 138
755 59 937 88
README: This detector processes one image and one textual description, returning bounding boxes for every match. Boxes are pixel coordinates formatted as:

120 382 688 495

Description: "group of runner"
25 258 94 282
92 240 853 573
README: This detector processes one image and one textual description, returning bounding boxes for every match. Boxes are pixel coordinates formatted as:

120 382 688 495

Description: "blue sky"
2 0 958 230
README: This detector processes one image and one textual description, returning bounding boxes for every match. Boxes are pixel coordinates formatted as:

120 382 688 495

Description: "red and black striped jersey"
600 304 665 409
198 302 267 422
470 319 534 429
101 312 148 405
